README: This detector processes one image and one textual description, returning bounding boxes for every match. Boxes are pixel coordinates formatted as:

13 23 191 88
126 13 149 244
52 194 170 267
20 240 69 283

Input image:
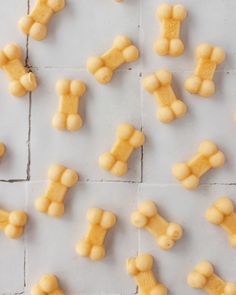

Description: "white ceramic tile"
28 0 140 69
0 0 29 180
30 68 142 182
141 0 235 71
0 0 27 49
0 182 26 293
138 184 236 295
26 181 138 294
142 71 236 185
0 92 29 180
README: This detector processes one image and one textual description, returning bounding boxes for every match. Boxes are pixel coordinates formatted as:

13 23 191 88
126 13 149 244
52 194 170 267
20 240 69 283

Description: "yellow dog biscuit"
206 197 236 248
18 0 65 41
0 209 27 239
31 274 65 295
87 35 139 84
143 69 187 123
52 80 86 131
187 261 236 295
99 123 145 177
185 44 225 97
131 200 183 250
154 3 187 57
127 253 167 295
0 143 6 158
172 141 225 190
35 164 78 218
76 208 116 261
0 44 37 97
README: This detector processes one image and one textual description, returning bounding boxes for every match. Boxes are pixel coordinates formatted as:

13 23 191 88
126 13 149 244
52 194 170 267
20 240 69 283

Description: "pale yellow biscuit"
87 35 139 84
172 141 225 190
131 200 183 250
0 143 6 158
187 261 236 294
0 44 37 97
154 3 187 57
143 69 187 123
99 123 145 177
76 208 116 261
18 0 65 41
31 274 65 295
185 44 225 97
0 209 27 239
52 79 86 131
206 197 236 248
35 164 79 218
127 253 167 295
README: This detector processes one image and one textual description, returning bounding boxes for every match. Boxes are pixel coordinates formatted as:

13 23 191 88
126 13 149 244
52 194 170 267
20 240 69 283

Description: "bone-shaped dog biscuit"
31 274 65 295
131 200 183 250
76 208 116 261
0 143 6 158
35 164 78 218
143 69 187 123
0 44 37 97
154 3 187 57
206 197 236 248
87 35 139 84
0 209 27 239
52 80 86 131
99 123 145 177
172 141 225 190
127 253 167 295
187 261 236 295
18 0 65 41
185 44 225 97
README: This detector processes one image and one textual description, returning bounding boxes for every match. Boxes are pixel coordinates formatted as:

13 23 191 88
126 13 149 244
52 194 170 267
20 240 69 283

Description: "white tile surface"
142 71 236 185
1 0 236 294
141 0 236 72
0 182 26 293
26 181 138 294
0 92 29 180
30 68 142 182
138 184 236 295
28 0 141 69
0 0 29 181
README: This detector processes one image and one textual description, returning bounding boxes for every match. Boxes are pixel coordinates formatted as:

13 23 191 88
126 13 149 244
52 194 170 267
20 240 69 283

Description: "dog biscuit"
99 123 145 177
0 209 27 239
0 44 37 97
52 80 86 131
143 69 187 123
206 197 236 248
172 141 225 190
87 35 139 84
131 200 183 250
18 0 65 41
35 164 79 218
76 208 116 261
31 274 65 295
0 143 6 158
127 253 167 295
187 261 236 295
185 44 225 97
154 3 187 57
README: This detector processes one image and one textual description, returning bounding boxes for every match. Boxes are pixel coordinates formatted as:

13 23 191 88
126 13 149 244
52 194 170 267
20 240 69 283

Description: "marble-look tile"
138 184 236 295
141 0 235 71
0 0 29 180
0 182 26 293
28 0 141 69
142 71 236 185
30 68 142 182
26 181 138 294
